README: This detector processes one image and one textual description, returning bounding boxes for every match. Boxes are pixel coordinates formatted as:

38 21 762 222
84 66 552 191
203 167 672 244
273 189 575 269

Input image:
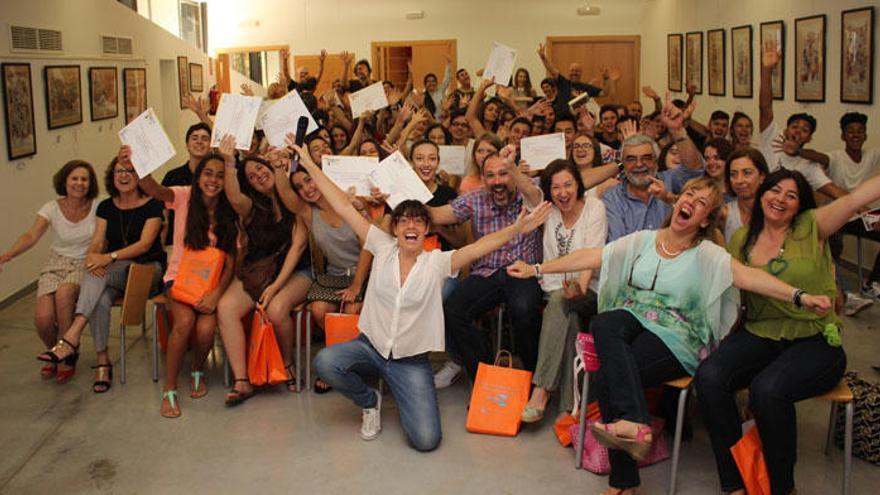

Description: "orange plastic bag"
555 401 601 446
422 234 441 252
170 247 225 306
324 303 360 346
247 310 287 386
730 422 771 495
466 351 533 436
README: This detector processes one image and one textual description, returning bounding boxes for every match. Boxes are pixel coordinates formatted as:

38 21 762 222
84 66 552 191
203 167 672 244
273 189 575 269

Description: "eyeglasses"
572 143 594 151
396 216 428 227
622 154 656 166
627 254 661 291
114 168 137 176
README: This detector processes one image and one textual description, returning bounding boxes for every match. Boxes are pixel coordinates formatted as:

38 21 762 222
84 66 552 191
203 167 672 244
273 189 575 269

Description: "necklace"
658 230 690 258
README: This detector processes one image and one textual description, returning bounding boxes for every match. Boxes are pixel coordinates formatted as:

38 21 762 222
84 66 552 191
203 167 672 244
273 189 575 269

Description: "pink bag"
569 416 670 474
576 332 600 372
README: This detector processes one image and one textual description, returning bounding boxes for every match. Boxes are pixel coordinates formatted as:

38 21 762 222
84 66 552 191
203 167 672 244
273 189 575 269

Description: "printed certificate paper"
370 152 433 208
211 93 263 150
260 90 318 148
483 42 517 86
438 145 468 176
349 81 389 117
322 155 379 196
520 132 566 171
118 108 176 178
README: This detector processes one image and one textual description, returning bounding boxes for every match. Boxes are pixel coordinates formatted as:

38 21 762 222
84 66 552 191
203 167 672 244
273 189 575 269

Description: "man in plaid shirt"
428 145 544 383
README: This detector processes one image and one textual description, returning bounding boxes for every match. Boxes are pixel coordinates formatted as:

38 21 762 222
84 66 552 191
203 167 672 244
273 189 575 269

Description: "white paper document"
322 155 379 196
260 90 318 147
118 108 176 179
370 151 434 209
438 145 468 176
349 81 389 117
483 42 517 86
211 93 263 150
520 132 566 171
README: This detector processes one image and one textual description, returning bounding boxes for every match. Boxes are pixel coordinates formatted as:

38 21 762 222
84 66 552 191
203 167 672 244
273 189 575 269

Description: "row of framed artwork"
668 7 874 104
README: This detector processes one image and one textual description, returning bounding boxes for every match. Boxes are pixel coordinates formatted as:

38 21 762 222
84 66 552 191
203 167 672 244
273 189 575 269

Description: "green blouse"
727 209 840 341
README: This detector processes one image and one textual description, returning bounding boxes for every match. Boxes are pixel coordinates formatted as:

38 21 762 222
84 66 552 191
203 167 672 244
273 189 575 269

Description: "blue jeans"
313 334 442 452
695 329 846 494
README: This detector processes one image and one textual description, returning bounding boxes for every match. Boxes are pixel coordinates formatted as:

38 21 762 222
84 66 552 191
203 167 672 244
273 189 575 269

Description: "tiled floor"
1 288 878 494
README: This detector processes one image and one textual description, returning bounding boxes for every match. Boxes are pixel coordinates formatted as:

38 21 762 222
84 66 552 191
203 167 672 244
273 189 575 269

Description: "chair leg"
668 387 689 495
825 401 839 455
844 401 853 495
575 370 591 469
223 351 231 388
306 311 312 391
857 236 864 294
295 311 302 392
495 306 503 356
120 324 127 385
151 304 159 382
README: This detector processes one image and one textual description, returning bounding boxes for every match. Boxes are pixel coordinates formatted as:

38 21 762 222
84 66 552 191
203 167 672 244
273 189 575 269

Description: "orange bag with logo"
170 247 225 306
247 310 287 386
324 303 360 346
466 351 533 436
730 422 771 495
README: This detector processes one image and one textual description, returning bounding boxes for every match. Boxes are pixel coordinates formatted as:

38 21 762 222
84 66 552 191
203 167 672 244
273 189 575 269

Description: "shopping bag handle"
493 350 513 368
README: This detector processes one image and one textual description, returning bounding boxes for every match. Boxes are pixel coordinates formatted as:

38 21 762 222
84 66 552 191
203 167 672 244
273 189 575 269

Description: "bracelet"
533 264 542 278
792 289 805 308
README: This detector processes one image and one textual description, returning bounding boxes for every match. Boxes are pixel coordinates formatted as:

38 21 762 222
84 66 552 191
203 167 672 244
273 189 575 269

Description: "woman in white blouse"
0 161 98 382
289 141 551 451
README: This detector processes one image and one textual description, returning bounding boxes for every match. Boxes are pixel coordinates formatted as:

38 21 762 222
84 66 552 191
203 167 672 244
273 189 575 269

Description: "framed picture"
760 21 785 100
2 63 36 160
188 63 203 92
44 65 82 129
794 14 826 102
123 67 147 124
685 32 703 94
707 29 725 96
841 7 874 104
731 25 753 98
668 34 683 92
88 67 118 121
177 56 188 109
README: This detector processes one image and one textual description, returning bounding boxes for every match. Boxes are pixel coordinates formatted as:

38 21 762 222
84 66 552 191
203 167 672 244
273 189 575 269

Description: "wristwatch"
110 251 118 261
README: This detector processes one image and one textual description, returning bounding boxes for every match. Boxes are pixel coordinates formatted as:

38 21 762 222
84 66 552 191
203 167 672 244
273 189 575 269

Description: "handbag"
324 302 360 346
247 310 287 386
466 350 533 437
170 247 225 306
730 421 771 495
835 371 880 464
237 248 284 302
568 416 670 474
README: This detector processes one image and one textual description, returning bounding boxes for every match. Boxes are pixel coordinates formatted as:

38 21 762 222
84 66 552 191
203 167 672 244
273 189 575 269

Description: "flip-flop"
161 390 181 418
190 370 207 399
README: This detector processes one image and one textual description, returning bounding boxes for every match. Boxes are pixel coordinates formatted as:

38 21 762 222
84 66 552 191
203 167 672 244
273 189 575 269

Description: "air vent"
100 34 133 56
9 25 63 52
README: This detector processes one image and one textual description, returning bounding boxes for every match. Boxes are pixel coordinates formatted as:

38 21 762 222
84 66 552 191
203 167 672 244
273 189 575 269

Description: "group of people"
3 39 880 495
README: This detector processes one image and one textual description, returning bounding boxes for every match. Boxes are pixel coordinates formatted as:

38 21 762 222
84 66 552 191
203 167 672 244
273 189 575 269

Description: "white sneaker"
863 281 880 299
844 292 873 316
433 360 462 389
360 389 382 441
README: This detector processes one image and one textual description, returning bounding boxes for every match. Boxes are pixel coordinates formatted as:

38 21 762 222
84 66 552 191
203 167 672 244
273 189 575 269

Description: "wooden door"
372 40 457 91
293 53 346 96
546 36 640 106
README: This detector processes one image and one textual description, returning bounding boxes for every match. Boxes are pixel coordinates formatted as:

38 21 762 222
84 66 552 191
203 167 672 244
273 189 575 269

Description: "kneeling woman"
508 177 829 495
135 145 237 418
696 168 880 495
290 142 550 451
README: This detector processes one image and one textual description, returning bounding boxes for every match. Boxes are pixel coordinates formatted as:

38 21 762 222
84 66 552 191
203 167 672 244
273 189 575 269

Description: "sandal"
161 390 181 418
40 363 57 380
55 350 80 384
284 362 298 392
314 378 333 394
591 421 653 461
37 337 79 364
190 370 207 399
92 364 113 393
225 378 255 407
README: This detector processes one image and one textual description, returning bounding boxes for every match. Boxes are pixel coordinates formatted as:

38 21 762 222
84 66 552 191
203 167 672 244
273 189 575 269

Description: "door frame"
545 35 641 102
371 39 457 83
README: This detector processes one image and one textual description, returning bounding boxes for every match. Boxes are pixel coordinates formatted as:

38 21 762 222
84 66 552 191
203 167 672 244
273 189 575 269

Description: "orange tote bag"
170 247 225 306
324 303 360 347
466 351 533 436
730 422 771 495
247 310 287 386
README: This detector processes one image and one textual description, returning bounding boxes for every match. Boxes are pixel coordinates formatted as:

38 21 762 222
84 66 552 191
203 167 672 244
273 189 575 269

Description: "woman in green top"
696 167 880 495
508 176 830 495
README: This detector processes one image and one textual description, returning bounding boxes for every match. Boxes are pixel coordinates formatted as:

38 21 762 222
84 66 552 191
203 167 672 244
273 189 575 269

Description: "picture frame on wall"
123 67 147 124
685 31 703 94
44 65 82 129
731 25 753 98
707 29 725 96
188 63 203 92
88 67 118 121
840 7 874 104
177 56 189 109
794 14 826 103
2 63 37 160
668 34 683 92
760 20 785 100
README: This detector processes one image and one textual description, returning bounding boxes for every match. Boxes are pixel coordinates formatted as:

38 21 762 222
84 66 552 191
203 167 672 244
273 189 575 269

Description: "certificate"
438 145 468 176
483 42 517 86
260 90 318 148
118 108 176 179
370 151 433 209
349 81 389 117
210 93 263 150
322 155 378 196
520 132 566 171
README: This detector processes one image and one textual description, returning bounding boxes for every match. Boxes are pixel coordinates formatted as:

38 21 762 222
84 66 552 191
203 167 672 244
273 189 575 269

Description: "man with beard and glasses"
426 145 544 386
603 99 705 242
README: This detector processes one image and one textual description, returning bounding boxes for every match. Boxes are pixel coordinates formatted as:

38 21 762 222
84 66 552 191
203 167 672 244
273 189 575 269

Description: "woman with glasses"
38 156 165 392
508 176 830 495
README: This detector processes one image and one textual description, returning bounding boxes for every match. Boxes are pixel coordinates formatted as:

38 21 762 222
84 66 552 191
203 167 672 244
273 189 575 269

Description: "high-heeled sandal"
161 390 181 418
225 378 255 407
92 364 113 393
190 370 207 399
37 337 79 364
40 363 57 380
55 349 80 384
284 362 298 392
591 421 653 461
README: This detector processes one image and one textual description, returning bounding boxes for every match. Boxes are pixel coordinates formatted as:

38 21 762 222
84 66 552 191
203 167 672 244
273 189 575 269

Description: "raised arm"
731 258 830 314
451 202 551 272
580 162 620 190
642 86 663 113
815 173 880 240
759 40 781 133
340 111 370 156
127 145 175 203
266 147 309 217
0 215 50 269
507 245 603 278
660 93 703 171
465 78 493 138
536 43 560 78
288 142 371 243
438 54 453 95
315 49 327 86
499 144 542 207
218 134 253 219
182 93 214 127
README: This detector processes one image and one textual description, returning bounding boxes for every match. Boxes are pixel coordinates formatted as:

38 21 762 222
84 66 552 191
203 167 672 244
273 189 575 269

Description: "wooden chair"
114 263 156 384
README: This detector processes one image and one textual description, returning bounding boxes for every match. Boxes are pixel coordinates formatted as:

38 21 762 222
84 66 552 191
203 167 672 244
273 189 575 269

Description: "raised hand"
217 134 237 163
641 85 659 99
577 106 596 135
240 83 254 96
618 119 638 140
498 144 518 168
117 145 134 168
536 43 547 60
515 201 553 234
319 49 327 64
762 40 781 69
659 92 685 131
607 66 622 81
686 83 697 96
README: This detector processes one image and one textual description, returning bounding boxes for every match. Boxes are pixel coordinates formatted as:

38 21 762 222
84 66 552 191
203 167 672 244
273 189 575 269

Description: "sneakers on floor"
844 292 874 316
863 281 880 299
433 360 462 389
360 389 382 441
